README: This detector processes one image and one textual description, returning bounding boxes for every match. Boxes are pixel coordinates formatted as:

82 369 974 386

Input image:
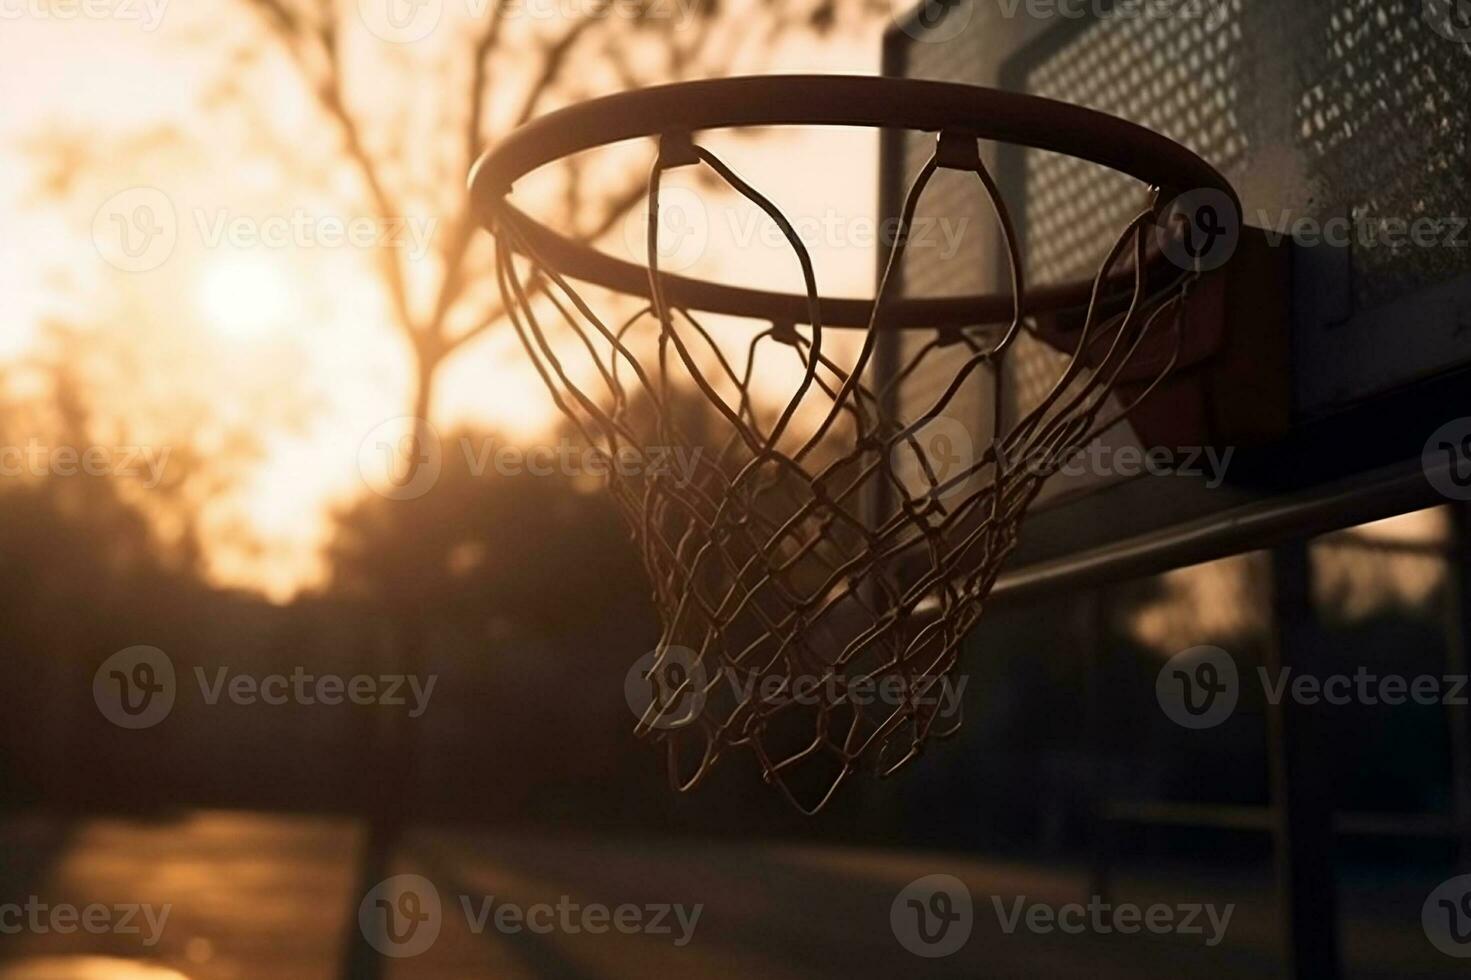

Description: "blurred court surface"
0 810 1457 979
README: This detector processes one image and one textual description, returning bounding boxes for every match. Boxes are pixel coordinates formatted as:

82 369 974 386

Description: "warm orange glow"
0 959 192 980
0 9 879 600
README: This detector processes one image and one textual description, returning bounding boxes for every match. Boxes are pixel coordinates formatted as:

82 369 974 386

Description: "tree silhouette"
221 0 870 434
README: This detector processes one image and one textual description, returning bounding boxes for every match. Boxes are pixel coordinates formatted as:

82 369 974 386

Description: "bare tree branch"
226 0 857 417
511 1 614 128
465 0 514 166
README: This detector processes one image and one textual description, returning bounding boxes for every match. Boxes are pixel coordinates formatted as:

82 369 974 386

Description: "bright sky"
0 4 884 601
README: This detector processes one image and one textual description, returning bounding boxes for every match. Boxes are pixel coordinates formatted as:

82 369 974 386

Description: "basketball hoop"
470 75 1240 813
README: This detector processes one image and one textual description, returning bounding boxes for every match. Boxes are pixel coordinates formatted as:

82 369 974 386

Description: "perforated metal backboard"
882 0 1471 596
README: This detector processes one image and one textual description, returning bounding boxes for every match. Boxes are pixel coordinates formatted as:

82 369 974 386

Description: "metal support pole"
989 458 1448 608
1265 541 1341 979
1445 504 1471 870
1081 590 1114 904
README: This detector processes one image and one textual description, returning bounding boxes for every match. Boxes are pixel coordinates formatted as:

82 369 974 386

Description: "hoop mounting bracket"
658 130 701 169
935 129 980 171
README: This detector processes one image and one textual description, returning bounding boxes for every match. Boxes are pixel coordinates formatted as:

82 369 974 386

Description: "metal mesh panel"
890 0 1471 439
1294 0 1471 307
1014 0 1471 306
1019 0 1249 285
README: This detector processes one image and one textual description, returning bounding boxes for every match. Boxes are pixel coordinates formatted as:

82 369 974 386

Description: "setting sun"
196 257 291 339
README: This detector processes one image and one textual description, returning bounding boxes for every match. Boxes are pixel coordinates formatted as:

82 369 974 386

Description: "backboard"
882 0 1471 599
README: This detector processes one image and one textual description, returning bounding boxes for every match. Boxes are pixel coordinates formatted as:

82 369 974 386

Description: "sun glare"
196 258 291 339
